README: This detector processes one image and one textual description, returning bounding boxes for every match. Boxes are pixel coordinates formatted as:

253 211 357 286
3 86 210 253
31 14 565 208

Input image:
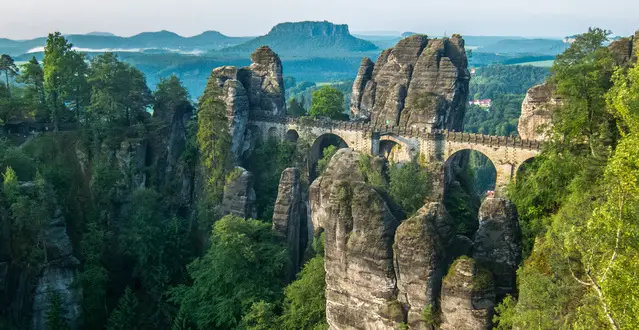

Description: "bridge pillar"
494 162 515 196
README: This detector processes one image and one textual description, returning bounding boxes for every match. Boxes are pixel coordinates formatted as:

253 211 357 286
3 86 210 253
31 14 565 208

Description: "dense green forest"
496 28 639 329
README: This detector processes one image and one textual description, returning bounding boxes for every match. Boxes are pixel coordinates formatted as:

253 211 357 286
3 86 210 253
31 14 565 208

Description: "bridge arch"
444 149 498 194
377 135 415 163
514 156 536 181
310 133 349 178
285 129 299 142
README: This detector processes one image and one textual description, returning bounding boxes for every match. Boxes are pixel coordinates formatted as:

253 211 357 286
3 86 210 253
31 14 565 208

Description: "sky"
2 0 638 39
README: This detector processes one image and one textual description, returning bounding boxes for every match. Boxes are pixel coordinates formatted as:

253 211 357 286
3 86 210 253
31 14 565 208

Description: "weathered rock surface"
272 168 306 280
221 167 257 219
310 149 401 329
350 57 376 120
474 197 522 299
209 46 286 160
393 202 454 329
351 35 470 131
440 257 495 330
517 83 558 141
609 30 639 66
31 192 81 330
210 66 250 161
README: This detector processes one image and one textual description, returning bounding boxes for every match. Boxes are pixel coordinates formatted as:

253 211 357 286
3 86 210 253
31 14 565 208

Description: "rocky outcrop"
244 46 286 117
393 202 454 329
440 257 495 330
350 57 376 120
272 168 306 281
351 35 470 131
115 139 148 200
220 167 257 219
474 198 522 299
609 30 639 66
310 149 401 329
209 46 286 160
517 83 558 141
210 66 250 161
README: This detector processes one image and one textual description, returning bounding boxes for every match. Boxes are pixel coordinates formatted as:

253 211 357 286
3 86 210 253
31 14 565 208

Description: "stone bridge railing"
249 114 543 151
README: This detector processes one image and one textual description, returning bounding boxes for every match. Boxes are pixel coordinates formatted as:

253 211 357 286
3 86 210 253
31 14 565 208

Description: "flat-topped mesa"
350 34 470 131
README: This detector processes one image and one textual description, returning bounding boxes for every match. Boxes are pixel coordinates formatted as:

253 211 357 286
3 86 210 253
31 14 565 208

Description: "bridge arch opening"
310 133 349 180
515 157 536 182
285 129 299 143
443 150 497 236
267 126 278 139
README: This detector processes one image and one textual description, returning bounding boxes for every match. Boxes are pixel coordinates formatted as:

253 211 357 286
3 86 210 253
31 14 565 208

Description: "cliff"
350 35 470 131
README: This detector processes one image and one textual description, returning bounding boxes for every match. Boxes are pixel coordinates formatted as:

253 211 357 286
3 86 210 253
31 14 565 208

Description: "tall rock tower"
350 34 470 131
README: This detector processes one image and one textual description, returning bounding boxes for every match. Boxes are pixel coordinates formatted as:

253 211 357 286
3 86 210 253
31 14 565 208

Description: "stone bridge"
247 115 541 190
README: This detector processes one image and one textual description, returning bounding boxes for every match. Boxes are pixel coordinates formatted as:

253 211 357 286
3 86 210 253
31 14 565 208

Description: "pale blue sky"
2 0 637 39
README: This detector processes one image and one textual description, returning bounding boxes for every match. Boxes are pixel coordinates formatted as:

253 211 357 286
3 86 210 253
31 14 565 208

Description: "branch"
586 272 620 330
601 196 624 283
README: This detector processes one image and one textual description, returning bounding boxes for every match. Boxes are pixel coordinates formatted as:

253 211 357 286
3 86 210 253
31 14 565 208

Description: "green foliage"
316 145 338 176
444 160 480 236
196 71 232 206
308 86 345 120
245 138 302 220
242 301 281 330
106 287 139 330
287 97 307 117
388 159 431 215
503 28 639 329
469 64 550 100
153 75 190 122
170 215 288 329
280 256 328 329
421 304 440 327
45 292 69 330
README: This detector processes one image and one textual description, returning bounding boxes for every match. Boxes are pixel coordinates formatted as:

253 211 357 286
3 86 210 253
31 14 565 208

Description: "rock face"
474 198 522 299
350 58 375 120
608 30 639 66
272 168 306 281
310 149 401 329
393 202 454 329
517 83 558 141
209 46 286 160
350 35 470 131
440 257 495 330
220 167 257 219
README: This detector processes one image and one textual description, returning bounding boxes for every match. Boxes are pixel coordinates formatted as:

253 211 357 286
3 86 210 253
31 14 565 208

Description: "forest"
1 26 638 330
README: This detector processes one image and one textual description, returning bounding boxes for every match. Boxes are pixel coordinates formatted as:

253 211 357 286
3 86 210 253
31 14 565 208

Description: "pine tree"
106 287 139 330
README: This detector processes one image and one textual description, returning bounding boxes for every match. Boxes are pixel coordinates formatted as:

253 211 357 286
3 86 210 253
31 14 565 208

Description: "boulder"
474 197 522 299
351 35 470 131
220 167 257 219
517 83 558 141
440 257 495 330
272 168 306 281
310 149 401 329
393 202 454 329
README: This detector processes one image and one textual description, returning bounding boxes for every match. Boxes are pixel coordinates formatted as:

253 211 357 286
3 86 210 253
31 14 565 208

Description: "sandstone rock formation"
474 197 522 299
221 167 257 219
350 35 470 131
209 46 286 160
608 30 639 66
272 168 306 281
517 83 558 141
32 206 81 330
393 202 454 329
440 257 495 330
310 149 401 329
350 58 375 120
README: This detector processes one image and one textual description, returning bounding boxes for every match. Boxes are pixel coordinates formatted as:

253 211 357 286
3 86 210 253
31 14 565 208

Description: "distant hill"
86 32 116 37
0 30 251 56
223 21 378 57
476 38 566 55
